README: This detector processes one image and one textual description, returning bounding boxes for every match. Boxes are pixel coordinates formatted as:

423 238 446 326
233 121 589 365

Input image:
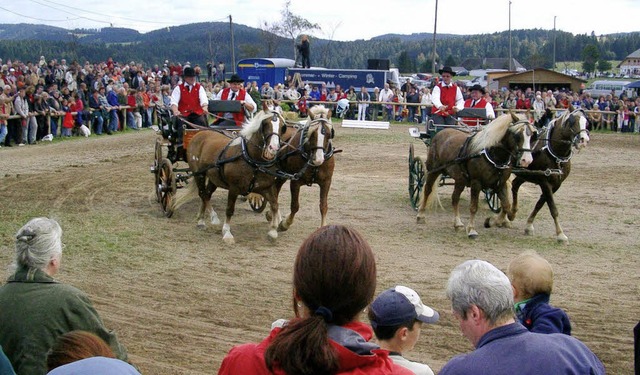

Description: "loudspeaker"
367 59 390 70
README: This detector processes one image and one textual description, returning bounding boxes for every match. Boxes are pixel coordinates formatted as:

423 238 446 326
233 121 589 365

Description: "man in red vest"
169 66 209 158
431 66 464 125
462 84 495 127
213 74 256 126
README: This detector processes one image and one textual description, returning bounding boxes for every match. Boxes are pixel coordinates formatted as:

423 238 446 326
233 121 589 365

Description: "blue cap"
370 285 439 329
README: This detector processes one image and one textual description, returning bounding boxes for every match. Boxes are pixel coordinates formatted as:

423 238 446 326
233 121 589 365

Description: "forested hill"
1 22 638 72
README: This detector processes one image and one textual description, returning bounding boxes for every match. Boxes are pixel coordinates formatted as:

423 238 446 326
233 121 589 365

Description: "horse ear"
509 110 519 122
327 110 333 119
330 128 335 139
281 123 287 134
262 101 269 112
569 104 575 112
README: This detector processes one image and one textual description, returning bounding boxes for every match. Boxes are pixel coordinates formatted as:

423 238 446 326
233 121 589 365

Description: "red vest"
178 83 204 116
434 82 458 116
462 97 488 126
219 88 247 126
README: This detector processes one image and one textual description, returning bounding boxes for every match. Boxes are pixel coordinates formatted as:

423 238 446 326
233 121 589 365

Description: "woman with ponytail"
218 225 413 375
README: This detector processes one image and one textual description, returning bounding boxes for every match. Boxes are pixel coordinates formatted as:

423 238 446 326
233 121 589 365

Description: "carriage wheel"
154 139 164 202
249 194 267 213
158 158 177 218
484 189 501 213
408 144 425 210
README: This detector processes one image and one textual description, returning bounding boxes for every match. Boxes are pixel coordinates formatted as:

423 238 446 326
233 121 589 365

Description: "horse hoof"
223 235 235 245
211 217 221 226
267 230 278 242
468 232 479 240
484 218 492 228
524 228 534 236
277 222 289 232
557 234 569 244
416 216 426 224
197 222 206 229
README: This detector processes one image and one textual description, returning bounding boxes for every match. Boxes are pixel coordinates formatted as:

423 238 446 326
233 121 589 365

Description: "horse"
273 105 335 231
416 112 537 239
502 107 590 243
178 102 287 244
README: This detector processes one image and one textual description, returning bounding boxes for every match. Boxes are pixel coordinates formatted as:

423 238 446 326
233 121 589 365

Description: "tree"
444 55 456 67
258 21 283 57
581 44 599 74
597 59 612 73
397 51 414 73
273 0 320 61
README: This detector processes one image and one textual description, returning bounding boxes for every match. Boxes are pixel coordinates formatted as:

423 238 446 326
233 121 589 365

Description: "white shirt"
213 88 257 116
431 82 464 112
170 83 209 109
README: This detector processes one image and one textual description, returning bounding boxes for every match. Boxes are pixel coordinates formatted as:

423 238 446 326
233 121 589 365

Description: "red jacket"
462 97 488 126
218 321 413 375
178 82 204 116
218 88 247 126
434 82 458 116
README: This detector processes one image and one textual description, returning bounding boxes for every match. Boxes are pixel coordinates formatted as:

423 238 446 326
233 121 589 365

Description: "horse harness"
277 121 336 184
428 120 532 187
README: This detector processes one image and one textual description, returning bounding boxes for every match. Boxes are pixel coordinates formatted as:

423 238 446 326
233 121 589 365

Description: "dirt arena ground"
0 124 638 374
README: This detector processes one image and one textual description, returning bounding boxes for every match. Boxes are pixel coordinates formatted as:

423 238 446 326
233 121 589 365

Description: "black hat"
438 66 456 76
183 67 196 77
227 74 244 83
468 84 485 94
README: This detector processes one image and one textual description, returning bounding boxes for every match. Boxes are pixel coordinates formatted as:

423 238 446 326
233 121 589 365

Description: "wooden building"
489 69 587 92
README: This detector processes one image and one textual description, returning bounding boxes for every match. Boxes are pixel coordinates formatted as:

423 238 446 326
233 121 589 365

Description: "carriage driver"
212 74 256 126
169 66 209 156
431 66 464 125
462 84 495 127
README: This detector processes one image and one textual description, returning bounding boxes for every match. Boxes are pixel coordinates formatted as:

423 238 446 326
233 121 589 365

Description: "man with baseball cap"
368 285 440 375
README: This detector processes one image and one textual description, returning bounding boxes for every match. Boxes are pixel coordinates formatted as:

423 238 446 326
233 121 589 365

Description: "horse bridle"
246 111 283 153
541 109 588 163
483 119 536 169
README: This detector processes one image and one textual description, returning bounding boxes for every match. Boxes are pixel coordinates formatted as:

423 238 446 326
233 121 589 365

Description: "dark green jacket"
0 267 127 375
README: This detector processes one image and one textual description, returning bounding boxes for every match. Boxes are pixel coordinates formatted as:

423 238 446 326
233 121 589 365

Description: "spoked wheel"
154 139 163 202
484 189 501 213
248 193 267 213
408 143 425 210
158 158 177 218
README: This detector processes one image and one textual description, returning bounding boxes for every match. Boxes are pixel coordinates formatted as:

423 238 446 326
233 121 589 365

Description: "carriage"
150 101 337 243
151 100 267 218
407 107 502 213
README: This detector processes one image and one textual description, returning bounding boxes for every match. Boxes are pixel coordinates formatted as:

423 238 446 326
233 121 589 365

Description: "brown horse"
273 105 335 231
503 108 590 243
416 113 537 238
180 102 286 244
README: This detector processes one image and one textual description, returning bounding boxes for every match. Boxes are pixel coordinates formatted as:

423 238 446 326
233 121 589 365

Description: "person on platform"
213 74 256 127
461 84 495 127
431 66 464 125
297 35 311 69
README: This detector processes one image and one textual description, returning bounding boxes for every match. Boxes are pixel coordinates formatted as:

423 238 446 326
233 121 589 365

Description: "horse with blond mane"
176 102 287 244
416 112 537 238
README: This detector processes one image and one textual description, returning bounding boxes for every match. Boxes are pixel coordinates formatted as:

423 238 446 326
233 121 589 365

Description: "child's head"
368 286 439 352
507 251 554 302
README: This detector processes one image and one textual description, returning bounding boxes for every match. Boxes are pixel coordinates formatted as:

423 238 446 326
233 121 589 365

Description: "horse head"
241 101 286 161
562 107 590 149
303 105 334 166
471 112 536 168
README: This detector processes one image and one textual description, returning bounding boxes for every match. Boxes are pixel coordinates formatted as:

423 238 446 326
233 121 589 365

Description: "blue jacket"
516 293 572 335
439 323 605 375
106 90 119 107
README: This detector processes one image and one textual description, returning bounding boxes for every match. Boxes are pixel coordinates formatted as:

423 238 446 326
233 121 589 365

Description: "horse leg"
195 176 215 228
206 182 220 226
467 183 481 239
451 181 466 231
222 190 239 244
507 177 525 221
543 185 568 243
416 173 439 224
279 181 300 232
485 182 512 228
263 187 280 242
318 179 332 227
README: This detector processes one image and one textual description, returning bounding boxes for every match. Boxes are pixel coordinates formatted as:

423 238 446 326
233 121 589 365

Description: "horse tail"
173 178 199 211
422 175 441 211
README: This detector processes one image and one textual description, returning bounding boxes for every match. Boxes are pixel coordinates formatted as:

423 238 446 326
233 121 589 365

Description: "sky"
0 0 639 41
